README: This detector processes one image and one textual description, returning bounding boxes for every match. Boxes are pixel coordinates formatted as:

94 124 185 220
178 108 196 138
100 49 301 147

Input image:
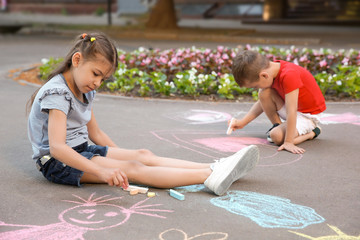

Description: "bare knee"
135 149 155 165
124 160 152 183
259 88 283 111
258 88 273 102
136 149 154 156
270 128 284 145
125 160 146 176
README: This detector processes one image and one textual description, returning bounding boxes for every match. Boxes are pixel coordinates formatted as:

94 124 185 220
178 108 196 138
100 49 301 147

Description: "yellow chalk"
147 192 156 197
130 189 139 195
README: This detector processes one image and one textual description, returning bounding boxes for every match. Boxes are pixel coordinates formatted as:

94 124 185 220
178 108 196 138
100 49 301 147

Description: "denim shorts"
37 142 108 187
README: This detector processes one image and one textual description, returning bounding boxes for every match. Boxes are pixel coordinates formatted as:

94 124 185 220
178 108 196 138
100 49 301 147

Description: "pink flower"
319 60 327 67
222 54 229 60
293 58 299 65
217 59 224 64
170 58 177 65
217 46 224 52
142 58 151 65
246 44 251 50
342 57 349 64
159 57 168 64
299 55 307 62
119 55 126 61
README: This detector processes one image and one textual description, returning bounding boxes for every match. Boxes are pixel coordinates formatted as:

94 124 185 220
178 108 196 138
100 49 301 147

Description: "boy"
228 50 326 154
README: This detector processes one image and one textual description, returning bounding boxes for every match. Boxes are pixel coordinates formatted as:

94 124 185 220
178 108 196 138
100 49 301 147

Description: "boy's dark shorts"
36 142 108 187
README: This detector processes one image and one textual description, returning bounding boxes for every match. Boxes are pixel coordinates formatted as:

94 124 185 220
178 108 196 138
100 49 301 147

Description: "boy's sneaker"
266 123 280 143
205 145 259 196
312 126 321 139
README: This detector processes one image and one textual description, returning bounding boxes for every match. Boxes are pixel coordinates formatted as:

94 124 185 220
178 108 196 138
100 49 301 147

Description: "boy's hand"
227 118 245 132
98 167 129 188
278 142 305 154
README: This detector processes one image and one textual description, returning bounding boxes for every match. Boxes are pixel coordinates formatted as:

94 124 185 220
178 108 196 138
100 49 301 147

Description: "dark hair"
232 50 269 87
27 32 118 113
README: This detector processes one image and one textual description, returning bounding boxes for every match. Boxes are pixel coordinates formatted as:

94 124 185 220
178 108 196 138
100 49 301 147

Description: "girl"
27 32 259 196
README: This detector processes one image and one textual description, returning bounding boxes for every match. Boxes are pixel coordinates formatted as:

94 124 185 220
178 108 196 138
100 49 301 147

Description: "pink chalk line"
150 130 303 167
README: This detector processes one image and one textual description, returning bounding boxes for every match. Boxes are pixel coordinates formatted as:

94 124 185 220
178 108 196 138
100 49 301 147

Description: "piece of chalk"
226 118 235 135
130 189 139 195
123 185 149 194
169 189 185 201
147 192 156 197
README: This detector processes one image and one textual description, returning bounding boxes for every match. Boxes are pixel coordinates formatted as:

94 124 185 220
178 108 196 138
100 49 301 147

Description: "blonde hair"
232 50 269 87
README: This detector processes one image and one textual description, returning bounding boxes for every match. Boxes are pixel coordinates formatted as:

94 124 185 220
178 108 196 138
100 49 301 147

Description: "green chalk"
169 189 185 200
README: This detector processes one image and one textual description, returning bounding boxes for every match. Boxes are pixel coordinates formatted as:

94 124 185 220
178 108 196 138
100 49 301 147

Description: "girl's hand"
98 167 129 188
278 142 305 154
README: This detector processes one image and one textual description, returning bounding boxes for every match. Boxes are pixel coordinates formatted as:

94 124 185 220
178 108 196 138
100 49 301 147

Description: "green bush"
39 45 360 100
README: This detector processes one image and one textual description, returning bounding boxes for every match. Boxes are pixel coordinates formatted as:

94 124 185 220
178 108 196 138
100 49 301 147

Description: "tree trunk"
146 0 178 29
263 0 286 21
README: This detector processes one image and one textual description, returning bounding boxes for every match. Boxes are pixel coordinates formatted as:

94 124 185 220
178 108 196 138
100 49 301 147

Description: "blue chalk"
169 189 185 200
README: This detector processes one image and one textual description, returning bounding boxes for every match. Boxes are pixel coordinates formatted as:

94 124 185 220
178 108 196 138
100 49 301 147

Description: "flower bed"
39 45 360 101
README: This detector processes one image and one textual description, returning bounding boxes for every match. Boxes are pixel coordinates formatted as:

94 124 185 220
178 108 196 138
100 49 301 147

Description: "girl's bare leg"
81 156 211 188
107 147 211 169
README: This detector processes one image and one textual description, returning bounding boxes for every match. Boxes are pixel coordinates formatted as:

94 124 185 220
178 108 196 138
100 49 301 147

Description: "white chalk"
123 185 149 194
226 118 235 135
169 189 185 201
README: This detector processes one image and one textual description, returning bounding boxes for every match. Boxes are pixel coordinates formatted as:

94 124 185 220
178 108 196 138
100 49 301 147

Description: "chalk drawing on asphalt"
175 184 206 193
150 130 303 167
0 193 173 240
163 109 232 125
320 112 360 126
289 224 360 239
210 191 325 229
164 109 360 127
159 228 228 240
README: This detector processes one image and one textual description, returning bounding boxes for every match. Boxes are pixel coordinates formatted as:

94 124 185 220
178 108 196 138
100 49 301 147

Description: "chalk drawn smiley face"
59 204 130 230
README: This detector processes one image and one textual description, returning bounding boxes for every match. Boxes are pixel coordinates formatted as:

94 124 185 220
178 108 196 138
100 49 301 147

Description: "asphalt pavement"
0 15 359 240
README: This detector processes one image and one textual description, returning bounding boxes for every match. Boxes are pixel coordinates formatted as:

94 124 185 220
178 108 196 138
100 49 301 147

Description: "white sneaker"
205 145 259 196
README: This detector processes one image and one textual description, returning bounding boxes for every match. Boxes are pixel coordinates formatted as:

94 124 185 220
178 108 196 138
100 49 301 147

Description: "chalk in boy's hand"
227 118 235 135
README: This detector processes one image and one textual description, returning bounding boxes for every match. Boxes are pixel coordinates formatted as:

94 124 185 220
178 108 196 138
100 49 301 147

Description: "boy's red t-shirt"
272 60 326 114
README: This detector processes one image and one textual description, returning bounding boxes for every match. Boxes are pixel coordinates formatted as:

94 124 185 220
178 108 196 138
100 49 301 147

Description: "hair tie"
90 37 96 42
81 33 88 39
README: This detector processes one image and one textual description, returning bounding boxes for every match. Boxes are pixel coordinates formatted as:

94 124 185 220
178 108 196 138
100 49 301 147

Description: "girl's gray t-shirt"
28 74 95 160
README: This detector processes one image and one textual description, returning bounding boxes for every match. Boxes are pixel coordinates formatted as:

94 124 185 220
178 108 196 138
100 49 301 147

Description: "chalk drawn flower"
210 191 325 229
159 228 228 240
289 224 360 239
